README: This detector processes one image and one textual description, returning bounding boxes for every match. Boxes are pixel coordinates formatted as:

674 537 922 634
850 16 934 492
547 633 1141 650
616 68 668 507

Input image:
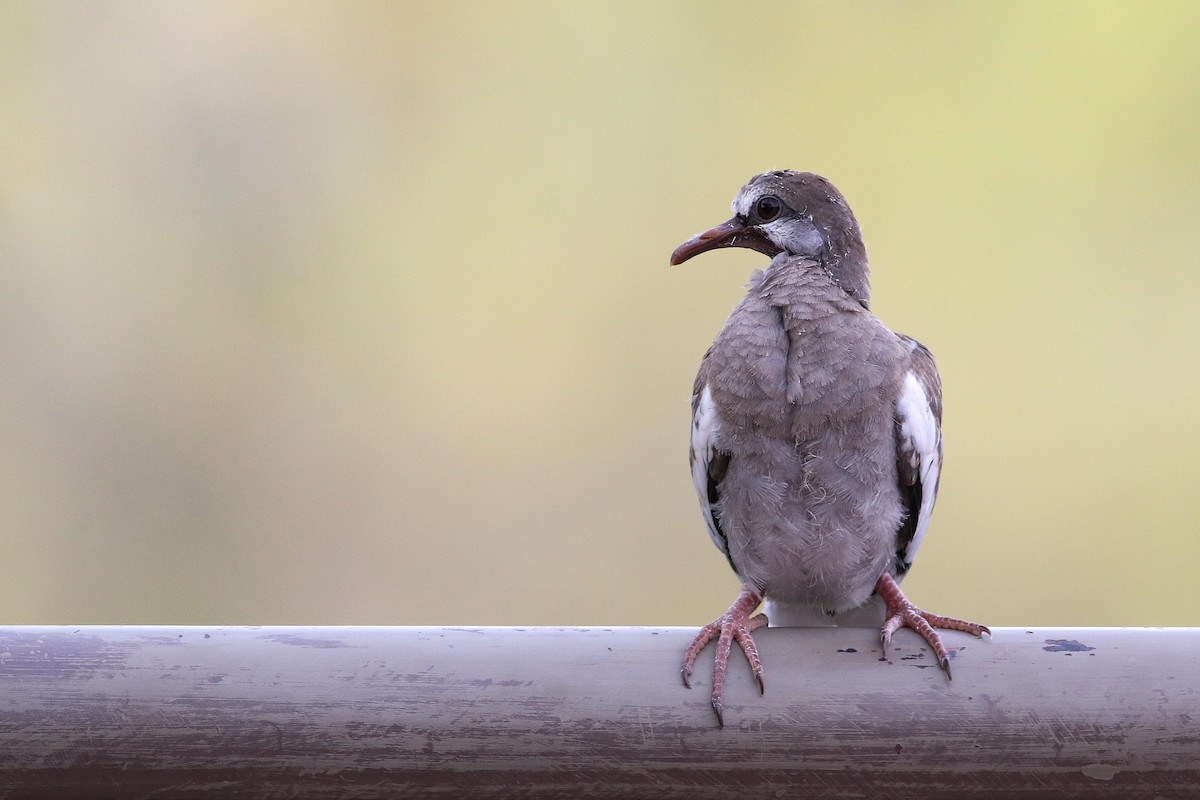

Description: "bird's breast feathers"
690 316 944 603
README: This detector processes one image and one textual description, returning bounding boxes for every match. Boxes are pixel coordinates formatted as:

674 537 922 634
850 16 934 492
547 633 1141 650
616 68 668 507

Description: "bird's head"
670 170 871 308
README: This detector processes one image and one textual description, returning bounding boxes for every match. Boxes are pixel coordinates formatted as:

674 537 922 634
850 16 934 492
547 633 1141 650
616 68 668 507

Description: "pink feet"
682 577 987 726
876 572 990 678
680 584 767 727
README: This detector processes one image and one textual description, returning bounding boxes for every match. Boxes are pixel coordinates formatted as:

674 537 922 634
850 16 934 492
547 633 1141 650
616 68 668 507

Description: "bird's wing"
892 336 944 575
690 371 738 574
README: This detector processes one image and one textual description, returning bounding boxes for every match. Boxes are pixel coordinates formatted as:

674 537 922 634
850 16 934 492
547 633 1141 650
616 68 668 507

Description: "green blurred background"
1 2 1197 627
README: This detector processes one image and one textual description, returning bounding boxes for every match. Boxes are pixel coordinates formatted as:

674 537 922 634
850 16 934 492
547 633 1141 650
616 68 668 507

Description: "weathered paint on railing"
0 626 1196 798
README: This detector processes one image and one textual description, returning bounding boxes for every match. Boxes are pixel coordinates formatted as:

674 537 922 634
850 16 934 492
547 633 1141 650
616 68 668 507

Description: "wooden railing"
0 625 1196 798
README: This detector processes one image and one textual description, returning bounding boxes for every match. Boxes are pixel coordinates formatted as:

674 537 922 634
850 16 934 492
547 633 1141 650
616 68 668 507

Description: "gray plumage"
678 170 941 614
673 171 986 727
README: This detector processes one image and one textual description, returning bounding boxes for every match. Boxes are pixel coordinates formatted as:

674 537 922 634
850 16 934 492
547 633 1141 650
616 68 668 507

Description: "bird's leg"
876 572 990 679
680 584 768 727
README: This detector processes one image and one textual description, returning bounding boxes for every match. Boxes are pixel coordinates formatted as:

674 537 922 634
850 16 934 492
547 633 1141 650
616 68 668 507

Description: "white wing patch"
690 384 726 553
896 371 941 565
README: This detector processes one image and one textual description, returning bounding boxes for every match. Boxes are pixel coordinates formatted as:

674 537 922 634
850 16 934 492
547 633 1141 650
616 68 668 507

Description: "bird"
670 170 989 727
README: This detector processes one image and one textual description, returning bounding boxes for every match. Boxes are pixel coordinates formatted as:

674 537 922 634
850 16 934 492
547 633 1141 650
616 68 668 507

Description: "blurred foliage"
0 2 1197 625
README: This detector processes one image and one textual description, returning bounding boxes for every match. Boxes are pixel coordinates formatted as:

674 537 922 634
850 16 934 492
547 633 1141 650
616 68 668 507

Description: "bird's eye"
755 196 782 222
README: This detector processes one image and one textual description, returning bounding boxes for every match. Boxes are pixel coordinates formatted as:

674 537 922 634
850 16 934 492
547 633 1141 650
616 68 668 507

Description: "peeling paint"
1081 763 1118 781
1043 639 1096 653
260 634 350 649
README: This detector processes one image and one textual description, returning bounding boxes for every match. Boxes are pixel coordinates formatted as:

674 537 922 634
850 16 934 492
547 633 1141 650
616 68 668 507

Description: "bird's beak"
670 218 779 266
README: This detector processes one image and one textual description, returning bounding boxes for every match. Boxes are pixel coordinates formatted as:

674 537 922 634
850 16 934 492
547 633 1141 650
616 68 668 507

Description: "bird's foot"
876 573 990 679
681 584 768 727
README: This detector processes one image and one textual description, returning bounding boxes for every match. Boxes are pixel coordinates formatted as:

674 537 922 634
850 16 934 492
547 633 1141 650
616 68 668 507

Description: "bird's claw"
876 573 989 680
680 585 767 727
